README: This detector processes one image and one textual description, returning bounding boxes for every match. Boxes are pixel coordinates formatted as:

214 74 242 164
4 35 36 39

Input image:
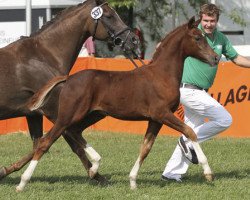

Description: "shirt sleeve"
222 34 238 60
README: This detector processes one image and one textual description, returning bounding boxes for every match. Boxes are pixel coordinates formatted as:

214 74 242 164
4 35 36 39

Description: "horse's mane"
30 2 86 37
151 23 188 62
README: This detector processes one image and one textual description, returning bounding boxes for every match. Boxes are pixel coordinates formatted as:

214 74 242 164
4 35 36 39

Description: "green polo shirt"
182 24 238 89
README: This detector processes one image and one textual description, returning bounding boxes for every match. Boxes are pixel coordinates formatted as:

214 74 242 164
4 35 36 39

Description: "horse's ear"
95 0 105 6
194 19 201 27
188 16 196 29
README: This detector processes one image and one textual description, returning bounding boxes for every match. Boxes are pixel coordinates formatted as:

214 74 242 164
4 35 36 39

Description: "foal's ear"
188 16 196 29
95 0 105 6
194 19 201 27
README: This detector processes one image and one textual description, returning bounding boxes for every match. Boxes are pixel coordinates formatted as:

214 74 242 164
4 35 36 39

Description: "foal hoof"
0 167 7 180
130 182 137 190
204 173 214 182
16 186 24 192
129 177 137 190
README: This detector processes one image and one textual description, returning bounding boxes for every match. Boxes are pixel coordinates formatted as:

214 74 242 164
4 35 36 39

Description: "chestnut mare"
18 17 219 191
0 0 139 181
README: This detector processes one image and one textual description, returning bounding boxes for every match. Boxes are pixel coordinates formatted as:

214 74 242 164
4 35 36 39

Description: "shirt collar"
198 23 218 38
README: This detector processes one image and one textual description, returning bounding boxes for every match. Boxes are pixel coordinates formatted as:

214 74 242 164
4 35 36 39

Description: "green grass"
0 131 249 200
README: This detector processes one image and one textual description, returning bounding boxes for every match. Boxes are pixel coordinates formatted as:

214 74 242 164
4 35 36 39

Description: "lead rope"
123 49 146 68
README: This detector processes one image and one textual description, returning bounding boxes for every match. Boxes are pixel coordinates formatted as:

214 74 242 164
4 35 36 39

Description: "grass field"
0 131 249 200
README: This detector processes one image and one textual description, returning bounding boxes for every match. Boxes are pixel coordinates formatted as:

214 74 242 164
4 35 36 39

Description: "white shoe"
161 175 182 182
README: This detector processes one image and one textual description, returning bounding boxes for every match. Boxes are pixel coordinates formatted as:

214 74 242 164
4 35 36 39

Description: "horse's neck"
151 30 186 82
34 3 91 74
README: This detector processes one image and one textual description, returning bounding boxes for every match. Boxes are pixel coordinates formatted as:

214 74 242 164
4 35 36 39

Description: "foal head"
182 16 220 66
88 0 139 52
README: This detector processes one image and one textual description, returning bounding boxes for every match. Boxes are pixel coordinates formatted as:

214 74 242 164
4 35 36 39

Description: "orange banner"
0 57 249 138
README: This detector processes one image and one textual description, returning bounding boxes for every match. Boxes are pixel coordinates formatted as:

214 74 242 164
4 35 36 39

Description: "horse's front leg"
129 121 162 189
191 141 213 181
162 112 213 181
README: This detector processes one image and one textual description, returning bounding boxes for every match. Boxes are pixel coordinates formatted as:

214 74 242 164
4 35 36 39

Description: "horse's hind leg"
16 122 66 192
0 153 34 181
161 112 213 181
0 115 42 180
63 131 106 183
62 112 106 182
26 115 43 148
129 120 162 189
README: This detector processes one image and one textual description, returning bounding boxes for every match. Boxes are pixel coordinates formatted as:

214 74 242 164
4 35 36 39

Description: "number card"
91 6 103 20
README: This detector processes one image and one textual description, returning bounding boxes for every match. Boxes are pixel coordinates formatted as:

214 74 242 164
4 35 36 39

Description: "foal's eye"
195 36 201 41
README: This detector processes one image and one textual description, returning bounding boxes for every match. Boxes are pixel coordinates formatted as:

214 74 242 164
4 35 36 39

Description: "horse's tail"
28 75 68 111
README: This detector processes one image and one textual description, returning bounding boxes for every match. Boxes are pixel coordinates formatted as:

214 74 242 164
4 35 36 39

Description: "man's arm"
232 55 250 68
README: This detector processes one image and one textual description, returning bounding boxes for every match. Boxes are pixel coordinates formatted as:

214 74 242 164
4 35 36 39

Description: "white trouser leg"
162 88 232 178
162 145 189 180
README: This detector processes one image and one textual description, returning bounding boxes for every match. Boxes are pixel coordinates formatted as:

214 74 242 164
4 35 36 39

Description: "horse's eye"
195 36 201 41
105 15 112 19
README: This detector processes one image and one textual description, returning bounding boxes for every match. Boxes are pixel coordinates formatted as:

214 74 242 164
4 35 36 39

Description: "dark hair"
199 3 221 21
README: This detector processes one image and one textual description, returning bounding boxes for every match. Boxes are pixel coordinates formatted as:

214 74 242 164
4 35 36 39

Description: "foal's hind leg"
129 121 162 189
62 112 106 182
0 115 42 180
16 123 66 192
161 112 213 181
63 131 106 183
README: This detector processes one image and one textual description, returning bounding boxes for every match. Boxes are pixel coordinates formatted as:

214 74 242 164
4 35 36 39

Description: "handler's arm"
232 55 250 68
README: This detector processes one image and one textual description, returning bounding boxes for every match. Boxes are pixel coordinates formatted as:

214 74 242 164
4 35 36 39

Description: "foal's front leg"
162 112 213 181
129 121 162 189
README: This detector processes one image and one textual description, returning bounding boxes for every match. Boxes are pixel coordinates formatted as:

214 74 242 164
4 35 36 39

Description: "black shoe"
161 175 182 182
178 137 198 164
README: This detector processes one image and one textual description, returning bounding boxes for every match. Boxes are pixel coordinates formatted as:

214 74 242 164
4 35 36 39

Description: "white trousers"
162 88 232 179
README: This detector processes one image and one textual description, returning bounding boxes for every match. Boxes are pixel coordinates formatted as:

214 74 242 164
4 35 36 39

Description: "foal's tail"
28 76 68 111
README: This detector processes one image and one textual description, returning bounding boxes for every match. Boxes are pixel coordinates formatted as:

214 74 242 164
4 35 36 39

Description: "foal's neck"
150 27 187 81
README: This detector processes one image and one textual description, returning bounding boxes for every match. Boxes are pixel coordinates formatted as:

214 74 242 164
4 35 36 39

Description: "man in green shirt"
162 3 250 182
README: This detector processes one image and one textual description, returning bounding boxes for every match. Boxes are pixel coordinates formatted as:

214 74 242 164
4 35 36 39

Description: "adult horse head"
87 0 139 52
16 17 218 191
0 0 139 181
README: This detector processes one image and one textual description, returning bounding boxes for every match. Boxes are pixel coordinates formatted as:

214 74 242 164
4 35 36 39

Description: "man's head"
199 4 221 35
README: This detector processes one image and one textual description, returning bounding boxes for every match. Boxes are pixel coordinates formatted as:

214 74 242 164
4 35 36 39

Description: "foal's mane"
30 2 87 37
151 23 188 62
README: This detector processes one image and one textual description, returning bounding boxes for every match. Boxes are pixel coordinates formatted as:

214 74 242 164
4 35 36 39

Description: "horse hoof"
204 173 214 182
89 170 96 179
129 178 137 190
0 167 7 180
130 184 137 190
16 186 24 192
